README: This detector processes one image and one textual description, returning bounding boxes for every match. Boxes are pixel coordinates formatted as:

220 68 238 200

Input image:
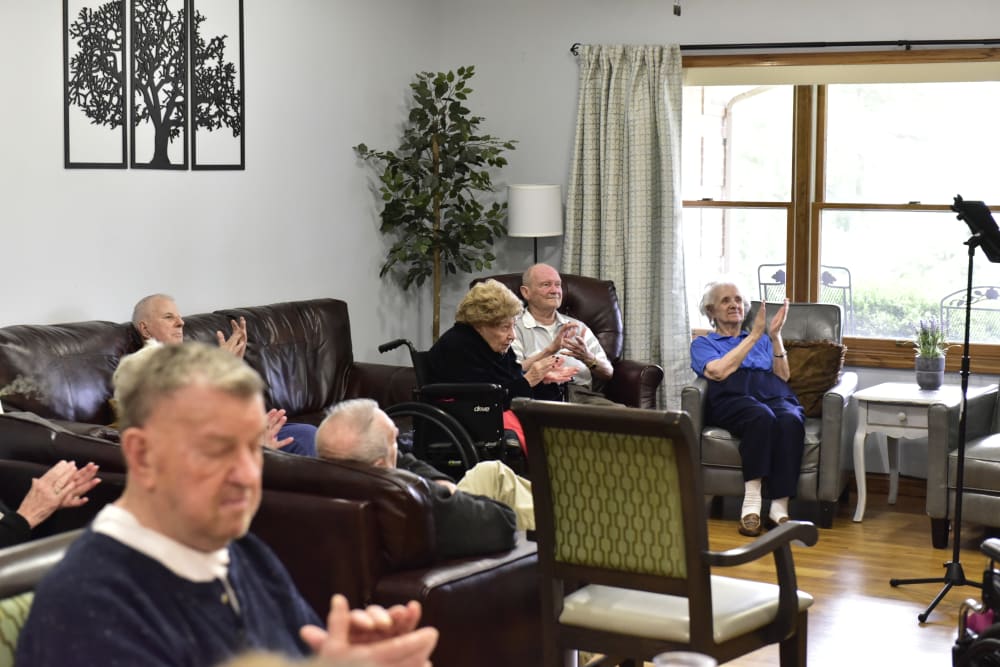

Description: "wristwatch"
585 357 598 369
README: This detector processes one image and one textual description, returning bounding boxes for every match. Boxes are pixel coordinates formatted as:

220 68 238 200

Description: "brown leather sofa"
0 299 542 667
476 272 665 408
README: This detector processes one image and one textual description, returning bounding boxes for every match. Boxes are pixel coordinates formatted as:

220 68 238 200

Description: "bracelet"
774 352 786 358
586 358 598 369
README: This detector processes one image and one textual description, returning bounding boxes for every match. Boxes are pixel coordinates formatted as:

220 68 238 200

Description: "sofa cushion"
218 300 355 415
785 340 847 417
0 321 133 424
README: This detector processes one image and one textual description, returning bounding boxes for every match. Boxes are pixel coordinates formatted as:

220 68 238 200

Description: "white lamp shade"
507 184 563 238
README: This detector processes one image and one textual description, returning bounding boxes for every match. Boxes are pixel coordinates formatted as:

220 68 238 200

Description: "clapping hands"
300 594 438 667
217 317 248 359
16 460 101 529
542 355 579 384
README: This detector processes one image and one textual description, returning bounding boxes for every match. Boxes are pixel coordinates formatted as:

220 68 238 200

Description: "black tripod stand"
889 195 1000 623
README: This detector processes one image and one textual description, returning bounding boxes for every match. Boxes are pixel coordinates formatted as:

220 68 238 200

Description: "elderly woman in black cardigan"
426 279 575 445
0 459 100 548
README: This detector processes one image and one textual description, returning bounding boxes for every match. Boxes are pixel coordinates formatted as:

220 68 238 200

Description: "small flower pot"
915 355 946 390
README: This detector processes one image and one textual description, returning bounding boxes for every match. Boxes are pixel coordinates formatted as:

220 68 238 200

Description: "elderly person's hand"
263 408 295 450
300 594 438 667
768 299 790 338
217 317 248 359
553 323 579 352
524 355 560 386
542 355 579 384
16 460 102 528
559 328 592 363
60 462 101 509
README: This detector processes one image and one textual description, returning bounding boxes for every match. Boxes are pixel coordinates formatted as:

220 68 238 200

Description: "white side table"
852 381 997 522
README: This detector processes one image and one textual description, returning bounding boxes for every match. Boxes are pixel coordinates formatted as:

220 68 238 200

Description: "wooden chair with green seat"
0 529 82 667
511 399 819 667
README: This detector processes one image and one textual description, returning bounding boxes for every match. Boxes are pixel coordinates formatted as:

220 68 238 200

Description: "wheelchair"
378 338 524 480
954 538 1000 666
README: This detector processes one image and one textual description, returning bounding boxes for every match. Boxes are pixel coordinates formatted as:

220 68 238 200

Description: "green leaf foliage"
353 67 517 292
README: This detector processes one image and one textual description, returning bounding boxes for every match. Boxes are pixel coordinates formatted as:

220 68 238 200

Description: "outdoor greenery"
354 66 517 340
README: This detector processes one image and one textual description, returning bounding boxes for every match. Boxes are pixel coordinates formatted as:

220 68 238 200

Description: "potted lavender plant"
914 319 949 390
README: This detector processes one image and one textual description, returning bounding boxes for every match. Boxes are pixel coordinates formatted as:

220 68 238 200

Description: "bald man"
130 294 316 457
317 399 535 558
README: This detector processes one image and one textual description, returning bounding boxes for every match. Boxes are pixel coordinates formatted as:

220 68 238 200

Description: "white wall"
4 0 1000 369
0 0 442 365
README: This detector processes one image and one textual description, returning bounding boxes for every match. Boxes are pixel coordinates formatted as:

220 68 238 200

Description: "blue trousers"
707 369 805 499
277 422 317 458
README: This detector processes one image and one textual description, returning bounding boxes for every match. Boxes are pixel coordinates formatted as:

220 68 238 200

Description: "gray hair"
318 399 392 465
113 342 264 431
699 279 751 327
131 293 175 330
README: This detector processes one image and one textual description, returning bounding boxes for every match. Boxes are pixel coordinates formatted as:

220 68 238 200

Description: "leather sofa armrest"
680 377 708 432
251 489 379 616
372 535 541 667
0 529 84 598
605 359 664 409
926 386 999 519
347 362 417 409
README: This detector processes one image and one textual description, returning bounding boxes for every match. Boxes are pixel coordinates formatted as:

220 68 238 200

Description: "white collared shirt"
512 310 609 386
92 504 229 583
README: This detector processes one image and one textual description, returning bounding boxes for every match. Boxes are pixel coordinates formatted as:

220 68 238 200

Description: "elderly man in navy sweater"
17 342 437 667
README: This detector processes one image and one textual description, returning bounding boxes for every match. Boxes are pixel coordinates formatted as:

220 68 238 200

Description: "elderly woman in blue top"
690 280 805 538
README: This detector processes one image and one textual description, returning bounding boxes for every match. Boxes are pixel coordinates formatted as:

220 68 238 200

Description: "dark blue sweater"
17 529 321 666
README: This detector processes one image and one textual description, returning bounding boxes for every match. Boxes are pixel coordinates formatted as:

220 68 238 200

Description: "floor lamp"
890 195 1000 622
507 184 563 264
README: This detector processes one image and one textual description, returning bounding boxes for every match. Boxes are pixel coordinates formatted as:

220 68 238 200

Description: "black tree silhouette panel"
191 0 244 169
130 0 188 169
63 0 127 168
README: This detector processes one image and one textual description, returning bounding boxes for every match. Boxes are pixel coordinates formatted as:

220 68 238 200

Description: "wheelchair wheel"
385 402 480 475
957 637 1000 667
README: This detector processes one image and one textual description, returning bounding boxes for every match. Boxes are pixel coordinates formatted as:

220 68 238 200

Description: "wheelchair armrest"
983 537 1000 562
417 383 506 402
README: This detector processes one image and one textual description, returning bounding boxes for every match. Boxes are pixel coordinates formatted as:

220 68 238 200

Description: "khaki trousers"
457 460 535 531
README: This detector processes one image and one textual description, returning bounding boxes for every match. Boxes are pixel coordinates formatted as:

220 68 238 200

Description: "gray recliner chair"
680 302 858 528
926 386 1000 548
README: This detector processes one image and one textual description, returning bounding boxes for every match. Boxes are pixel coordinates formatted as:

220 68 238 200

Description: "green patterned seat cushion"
0 592 33 667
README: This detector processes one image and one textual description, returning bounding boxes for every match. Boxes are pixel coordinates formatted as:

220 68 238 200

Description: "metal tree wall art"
63 0 127 168
62 0 244 170
130 0 188 169
190 0 245 169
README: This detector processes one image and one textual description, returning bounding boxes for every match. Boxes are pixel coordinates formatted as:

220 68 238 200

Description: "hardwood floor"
697 486 991 666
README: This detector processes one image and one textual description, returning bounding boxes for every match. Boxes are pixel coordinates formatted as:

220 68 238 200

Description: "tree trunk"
431 134 442 341
150 123 171 167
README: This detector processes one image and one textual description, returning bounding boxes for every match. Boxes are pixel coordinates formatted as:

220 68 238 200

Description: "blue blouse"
690 331 774 378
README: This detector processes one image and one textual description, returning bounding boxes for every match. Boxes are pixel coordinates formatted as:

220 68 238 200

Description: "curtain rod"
569 38 1000 55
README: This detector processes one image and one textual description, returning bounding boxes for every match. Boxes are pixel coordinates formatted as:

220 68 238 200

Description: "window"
682 50 1000 371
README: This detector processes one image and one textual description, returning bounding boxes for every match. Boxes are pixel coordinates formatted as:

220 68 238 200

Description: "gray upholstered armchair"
680 302 858 528
926 385 1000 548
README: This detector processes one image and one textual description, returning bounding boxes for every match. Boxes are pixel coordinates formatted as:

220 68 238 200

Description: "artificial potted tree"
354 66 517 340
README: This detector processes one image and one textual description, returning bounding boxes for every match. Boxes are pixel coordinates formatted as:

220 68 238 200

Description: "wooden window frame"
682 47 1000 373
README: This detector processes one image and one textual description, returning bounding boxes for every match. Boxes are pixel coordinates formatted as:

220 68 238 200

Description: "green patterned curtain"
563 44 689 409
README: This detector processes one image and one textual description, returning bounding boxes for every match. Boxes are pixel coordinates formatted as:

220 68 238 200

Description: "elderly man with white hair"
17 343 437 667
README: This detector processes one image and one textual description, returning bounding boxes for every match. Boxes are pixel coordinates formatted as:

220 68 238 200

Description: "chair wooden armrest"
708 521 818 643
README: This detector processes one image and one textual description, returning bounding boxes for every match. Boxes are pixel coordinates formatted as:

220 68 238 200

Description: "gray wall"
4 0 1000 380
